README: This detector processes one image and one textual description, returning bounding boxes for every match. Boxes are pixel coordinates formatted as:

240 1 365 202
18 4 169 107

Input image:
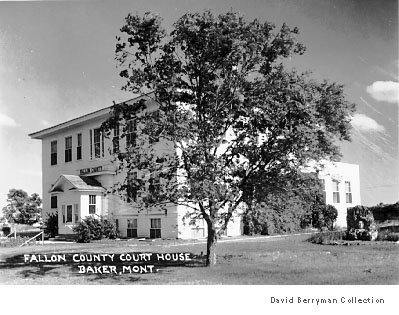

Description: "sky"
0 0 397 208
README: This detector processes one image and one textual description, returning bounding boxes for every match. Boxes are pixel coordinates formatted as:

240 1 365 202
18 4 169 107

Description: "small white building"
317 161 361 228
29 95 242 239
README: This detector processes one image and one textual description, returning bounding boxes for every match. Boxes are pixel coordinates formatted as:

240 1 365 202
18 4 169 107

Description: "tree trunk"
206 221 218 266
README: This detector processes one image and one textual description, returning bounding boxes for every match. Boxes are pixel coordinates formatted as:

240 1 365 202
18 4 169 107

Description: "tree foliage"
44 212 58 238
73 216 118 243
102 10 356 265
2 189 42 225
243 172 326 235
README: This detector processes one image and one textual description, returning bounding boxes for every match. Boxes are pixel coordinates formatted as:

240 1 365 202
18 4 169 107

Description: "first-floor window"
61 205 65 223
320 179 326 203
150 218 161 239
332 180 340 203
89 195 96 214
66 205 73 223
127 218 138 238
74 203 80 223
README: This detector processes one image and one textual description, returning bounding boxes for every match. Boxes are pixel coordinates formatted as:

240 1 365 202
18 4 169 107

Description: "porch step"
54 234 77 242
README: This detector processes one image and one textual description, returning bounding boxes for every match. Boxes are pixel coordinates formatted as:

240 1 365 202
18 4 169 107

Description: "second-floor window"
113 123 119 153
90 128 104 159
50 195 57 209
77 133 82 160
147 110 160 144
149 172 161 201
345 181 352 203
50 140 57 166
65 136 72 162
126 171 138 202
332 180 340 203
126 120 136 147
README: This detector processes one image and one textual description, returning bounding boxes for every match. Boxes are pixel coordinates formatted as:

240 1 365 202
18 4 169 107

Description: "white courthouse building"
29 96 360 238
29 96 242 239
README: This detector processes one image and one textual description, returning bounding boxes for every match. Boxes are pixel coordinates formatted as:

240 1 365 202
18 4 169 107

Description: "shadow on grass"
0 252 207 283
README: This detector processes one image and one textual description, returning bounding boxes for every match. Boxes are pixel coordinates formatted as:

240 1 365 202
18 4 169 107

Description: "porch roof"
49 174 105 193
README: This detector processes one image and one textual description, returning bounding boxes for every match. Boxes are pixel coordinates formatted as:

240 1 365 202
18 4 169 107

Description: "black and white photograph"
0 0 398 313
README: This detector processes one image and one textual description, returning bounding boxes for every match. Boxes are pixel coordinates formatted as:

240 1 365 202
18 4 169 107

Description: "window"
65 136 72 162
149 172 160 200
345 181 352 203
147 110 160 144
61 205 65 223
126 172 138 202
320 179 326 203
90 129 93 159
77 133 82 160
89 195 96 214
94 129 101 158
90 128 104 159
127 218 138 238
74 203 80 223
50 195 57 209
126 120 136 147
332 180 340 203
66 205 73 223
150 218 161 239
50 140 57 165
113 123 120 153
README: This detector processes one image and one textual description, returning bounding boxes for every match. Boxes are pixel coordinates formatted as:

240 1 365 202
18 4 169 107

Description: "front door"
66 205 73 224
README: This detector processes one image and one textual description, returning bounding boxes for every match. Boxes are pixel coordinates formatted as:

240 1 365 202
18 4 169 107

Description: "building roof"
49 174 105 193
29 93 155 140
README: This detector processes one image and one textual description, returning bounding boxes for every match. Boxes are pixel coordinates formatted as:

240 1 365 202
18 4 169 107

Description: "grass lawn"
0 234 398 284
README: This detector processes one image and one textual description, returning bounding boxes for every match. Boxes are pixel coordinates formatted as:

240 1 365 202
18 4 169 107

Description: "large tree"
102 11 355 266
2 189 42 224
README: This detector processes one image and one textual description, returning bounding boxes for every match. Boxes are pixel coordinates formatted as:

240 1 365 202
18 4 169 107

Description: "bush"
308 230 345 244
1 226 11 236
44 212 58 238
73 216 118 243
376 230 399 242
312 205 338 231
102 219 118 239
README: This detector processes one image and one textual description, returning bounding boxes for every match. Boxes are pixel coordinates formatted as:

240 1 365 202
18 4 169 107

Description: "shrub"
1 226 11 236
102 219 118 239
44 211 58 238
73 216 118 243
308 230 345 244
376 230 399 242
312 205 338 231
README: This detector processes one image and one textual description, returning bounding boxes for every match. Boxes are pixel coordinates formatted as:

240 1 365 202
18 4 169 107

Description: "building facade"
317 161 361 228
29 96 242 239
29 96 360 238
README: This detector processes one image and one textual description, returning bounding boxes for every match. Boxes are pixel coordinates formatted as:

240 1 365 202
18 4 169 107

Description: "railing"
19 231 45 247
6 229 17 239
